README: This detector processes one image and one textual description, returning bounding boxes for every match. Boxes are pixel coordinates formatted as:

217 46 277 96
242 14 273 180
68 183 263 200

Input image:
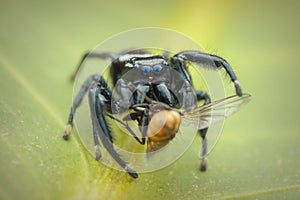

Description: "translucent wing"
182 93 252 129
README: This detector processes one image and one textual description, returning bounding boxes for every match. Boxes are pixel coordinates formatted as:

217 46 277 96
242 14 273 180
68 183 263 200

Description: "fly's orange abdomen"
147 110 181 142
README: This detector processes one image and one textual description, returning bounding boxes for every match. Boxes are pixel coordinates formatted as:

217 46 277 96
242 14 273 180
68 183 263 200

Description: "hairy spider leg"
195 91 211 171
173 50 243 96
63 74 102 140
89 84 138 178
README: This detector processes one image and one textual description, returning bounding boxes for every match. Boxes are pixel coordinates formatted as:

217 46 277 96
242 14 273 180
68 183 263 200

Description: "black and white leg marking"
196 91 211 171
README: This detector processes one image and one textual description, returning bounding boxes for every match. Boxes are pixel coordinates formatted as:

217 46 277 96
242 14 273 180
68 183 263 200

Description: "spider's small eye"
134 63 139 69
163 61 169 66
141 65 151 74
153 64 162 72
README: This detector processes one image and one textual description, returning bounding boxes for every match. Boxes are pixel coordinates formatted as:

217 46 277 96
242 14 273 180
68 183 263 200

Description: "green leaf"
1 1 300 200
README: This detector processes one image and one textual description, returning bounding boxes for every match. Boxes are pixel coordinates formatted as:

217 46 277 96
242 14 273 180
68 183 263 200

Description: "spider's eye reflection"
153 64 162 72
141 65 151 74
139 64 164 75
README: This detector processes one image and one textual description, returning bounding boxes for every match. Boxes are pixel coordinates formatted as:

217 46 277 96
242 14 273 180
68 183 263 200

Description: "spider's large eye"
141 65 151 74
153 64 162 72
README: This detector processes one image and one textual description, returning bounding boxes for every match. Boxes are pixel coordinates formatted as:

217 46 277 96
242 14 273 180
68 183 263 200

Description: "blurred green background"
0 0 299 199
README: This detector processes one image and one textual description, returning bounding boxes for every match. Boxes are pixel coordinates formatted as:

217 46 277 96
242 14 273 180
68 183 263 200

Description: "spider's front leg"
64 51 119 139
63 73 138 178
63 74 103 140
89 84 138 178
62 73 113 160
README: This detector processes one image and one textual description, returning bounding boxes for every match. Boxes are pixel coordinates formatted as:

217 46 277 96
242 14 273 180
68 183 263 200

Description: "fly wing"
182 93 252 129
